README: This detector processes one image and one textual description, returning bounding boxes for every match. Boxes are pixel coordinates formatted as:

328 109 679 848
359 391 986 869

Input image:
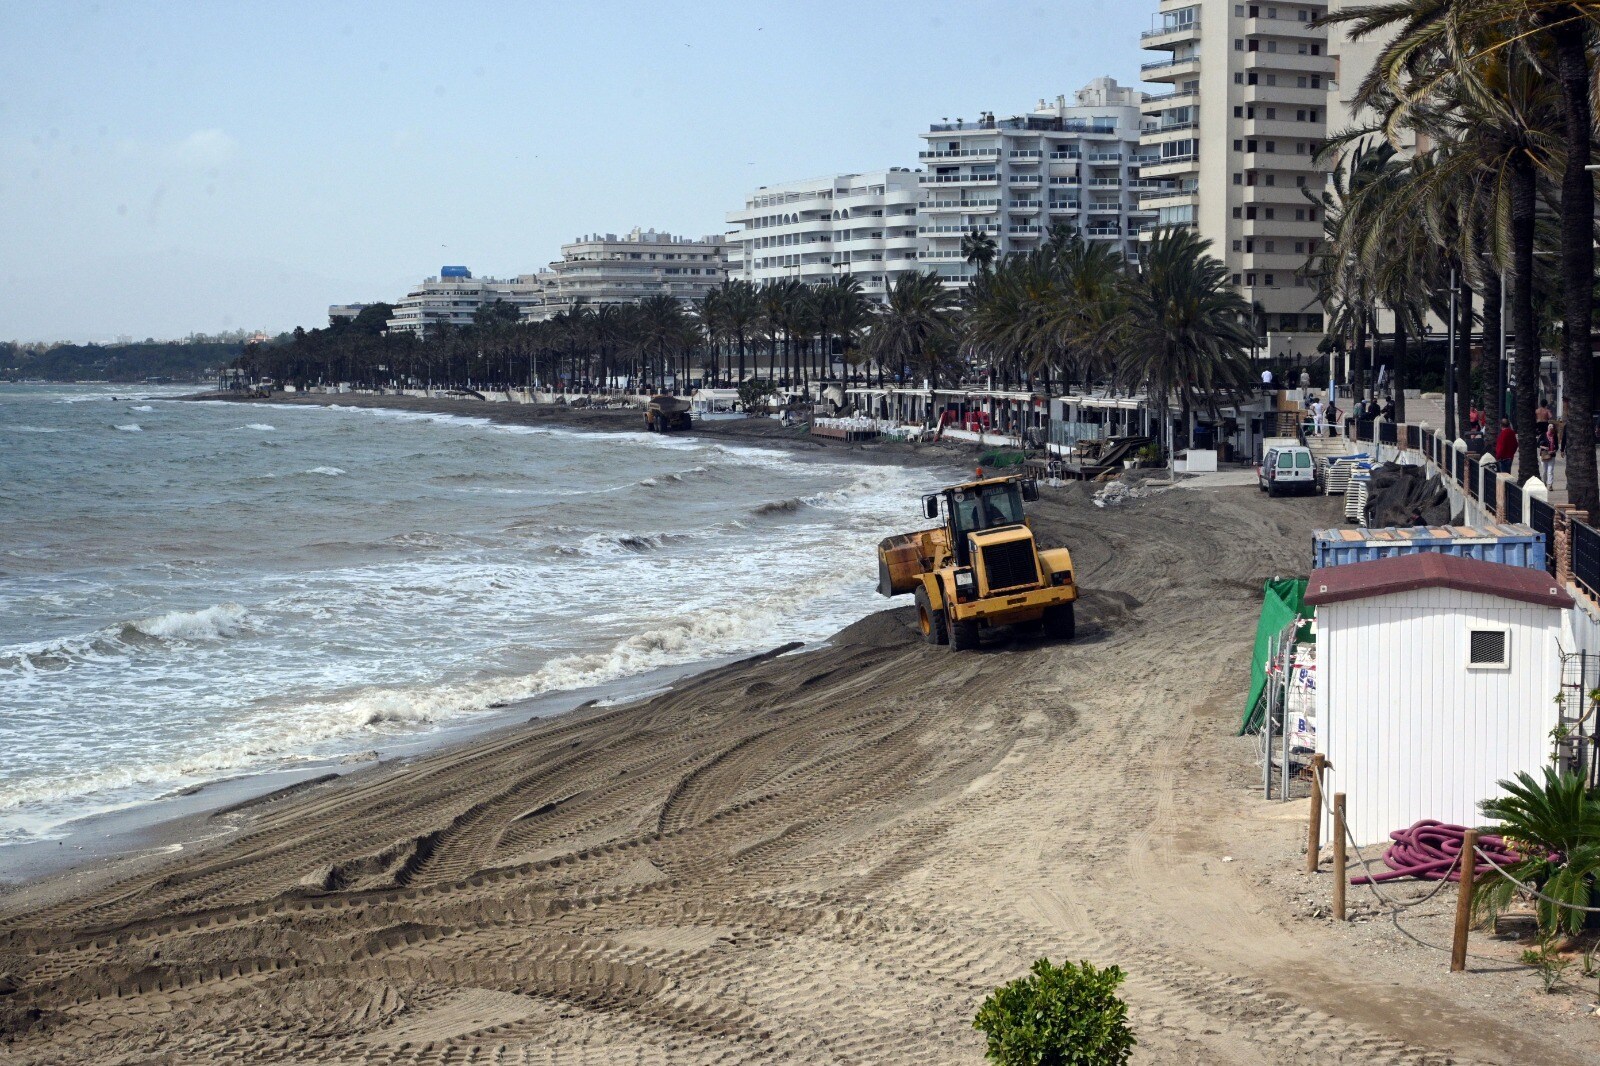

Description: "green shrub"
737 378 779 411
972 957 1135 1065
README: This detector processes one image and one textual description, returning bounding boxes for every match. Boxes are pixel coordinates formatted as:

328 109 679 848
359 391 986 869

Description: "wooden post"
1332 792 1347 921
1451 828 1480 973
1305 754 1326 873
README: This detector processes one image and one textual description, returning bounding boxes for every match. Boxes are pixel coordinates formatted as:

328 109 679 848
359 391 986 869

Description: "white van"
1258 444 1317 496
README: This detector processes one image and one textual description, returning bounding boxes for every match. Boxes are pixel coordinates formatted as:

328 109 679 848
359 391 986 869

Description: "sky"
0 1 1152 343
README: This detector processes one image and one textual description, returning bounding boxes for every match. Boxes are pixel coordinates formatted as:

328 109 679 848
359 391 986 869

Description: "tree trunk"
1553 10 1597 514
1510 153 1541 484
1391 313 1407 424
1352 317 1366 406
1455 278 1474 443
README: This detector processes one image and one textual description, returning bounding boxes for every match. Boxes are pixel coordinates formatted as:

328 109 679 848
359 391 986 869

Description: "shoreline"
0 648 770 895
3 396 960 892
183 389 989 470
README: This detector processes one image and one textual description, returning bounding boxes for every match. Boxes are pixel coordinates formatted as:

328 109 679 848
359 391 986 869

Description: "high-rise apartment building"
723 169 922 299
916 77 1157 287
385 269 546 336
1139 1 1332 353
532 228 724 320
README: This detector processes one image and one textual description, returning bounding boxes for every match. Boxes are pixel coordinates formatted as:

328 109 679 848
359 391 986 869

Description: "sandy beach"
3 398 1597 1064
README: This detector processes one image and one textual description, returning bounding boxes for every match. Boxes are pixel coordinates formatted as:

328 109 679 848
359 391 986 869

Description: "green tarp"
1237 577 1314 735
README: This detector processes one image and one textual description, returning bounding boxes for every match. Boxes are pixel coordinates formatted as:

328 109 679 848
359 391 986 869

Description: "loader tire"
1042 602 1076 641
914 586 947 646
949 617 980 651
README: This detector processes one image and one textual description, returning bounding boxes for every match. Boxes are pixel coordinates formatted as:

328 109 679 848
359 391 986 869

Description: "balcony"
1049 150 1082 160
1140 13 1200 49
1241 82 1330 108
1009 199 1043 211
1088 177 1123 188
1140 88 1198 111
1241 116 1322 139
1245 50 1334 76
920 173 1000 184
918 147 1001 160
1009 150 1043 162
1086 203 1123 214
919 197 1001 213
1008 174 1042 186
1008 226 1042 238
1047 200 1080 210
1086 228 1123 239
1140 153 1200 178
1244 15 1323 39
1140 54 1199 81
1142 120 1199 140
919 223 999 235
1086 152 1124 164
1241 150 1326 172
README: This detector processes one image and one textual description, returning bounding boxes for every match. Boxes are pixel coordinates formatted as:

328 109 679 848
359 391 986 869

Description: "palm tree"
1329 0 1600 509
960 228 998 275
719 280 759 384
1110 228 1255 460
1477 767 1600 936
860 272 958 394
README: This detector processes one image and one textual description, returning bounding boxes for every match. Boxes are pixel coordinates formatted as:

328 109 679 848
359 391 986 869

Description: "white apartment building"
723 169 922 299
1139 1 1332 354
385 270 546 336
916 77 1157 287
532 228 724 320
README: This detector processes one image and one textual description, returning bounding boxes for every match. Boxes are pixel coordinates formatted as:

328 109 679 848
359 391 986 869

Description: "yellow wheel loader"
644 395 692 432
876 474 1077 650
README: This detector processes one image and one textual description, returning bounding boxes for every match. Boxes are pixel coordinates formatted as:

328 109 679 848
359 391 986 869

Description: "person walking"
1535 399 1553 440
1494 417 1518 474
1308 395 1325 437
1468 404 1483 433
1539 422 1558 487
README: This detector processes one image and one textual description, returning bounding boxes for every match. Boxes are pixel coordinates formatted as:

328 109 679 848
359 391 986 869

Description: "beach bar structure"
1306 554 1572 846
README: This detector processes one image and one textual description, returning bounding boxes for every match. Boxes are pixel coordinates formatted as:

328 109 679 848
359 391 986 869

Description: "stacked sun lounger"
1320 453 1372 496
1345 469 1372 524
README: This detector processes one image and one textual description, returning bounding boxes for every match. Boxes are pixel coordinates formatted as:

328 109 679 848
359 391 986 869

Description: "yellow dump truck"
644 395 692 432
877 474 1077 649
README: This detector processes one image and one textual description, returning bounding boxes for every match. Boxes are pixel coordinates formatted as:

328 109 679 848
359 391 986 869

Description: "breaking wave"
115 424 142 432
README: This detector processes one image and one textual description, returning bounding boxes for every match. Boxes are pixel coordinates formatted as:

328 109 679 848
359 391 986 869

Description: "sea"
0 384 945 847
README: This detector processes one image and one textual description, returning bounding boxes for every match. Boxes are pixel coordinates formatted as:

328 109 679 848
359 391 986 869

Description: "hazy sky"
1 1 1151 342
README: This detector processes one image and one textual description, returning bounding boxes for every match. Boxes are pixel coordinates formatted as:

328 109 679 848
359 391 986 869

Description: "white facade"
532 228 724 320
1315 583 1567 846
917 77 1155 287
386 272 546 336
724 169 922 299
1139 1 1330 345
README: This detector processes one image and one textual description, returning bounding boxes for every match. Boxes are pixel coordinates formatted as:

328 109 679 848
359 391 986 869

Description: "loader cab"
923 478 1037 566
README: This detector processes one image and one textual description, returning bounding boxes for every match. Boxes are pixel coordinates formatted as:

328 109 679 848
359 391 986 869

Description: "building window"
1294 241 1305 253
1233 207 1243 218
1468 628 1511 669
1233 239 1243 250
1264 241 1276 253
1311 75 1322 88
1265 208 1276 219
1246 272 1257 285
1233 273 1243 284
1264 273 1275 285
1234 105 1244 118
1233 173 1244 184
1234 138 1243 151
1235 38 1244 49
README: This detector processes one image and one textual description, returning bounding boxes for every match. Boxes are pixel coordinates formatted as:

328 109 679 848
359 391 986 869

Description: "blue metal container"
1312 524 1546 571
440 265 471 278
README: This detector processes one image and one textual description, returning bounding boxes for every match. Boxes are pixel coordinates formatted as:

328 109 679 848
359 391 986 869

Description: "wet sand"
2 419 1594 1063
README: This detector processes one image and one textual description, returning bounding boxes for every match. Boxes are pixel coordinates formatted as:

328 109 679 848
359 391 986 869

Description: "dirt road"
2 482 1590 1064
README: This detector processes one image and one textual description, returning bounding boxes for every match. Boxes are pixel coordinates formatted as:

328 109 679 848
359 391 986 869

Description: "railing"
920 174 999 184
1503 477 1523 524
1049 176 1080 185
1404 425 1420 450
1087 153 1124 163
1049 151 1081 160
1009 225 1042 234
1142 55 1198 71
1088 178 1123 186
1142 88 1198 104
1009 200 1043 208
919 198 1001 209
1575 520 1600 603
1479 462 1496 511
1141 16 1198 37
918 148 1000 159
1008 175 1042 184
1148 152 1199 166
1009 150 1043 158
1048 201 1080 210
1378 421 1398 445
1529 496 1557 575
918 224 999 234
1464 457 1477 500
